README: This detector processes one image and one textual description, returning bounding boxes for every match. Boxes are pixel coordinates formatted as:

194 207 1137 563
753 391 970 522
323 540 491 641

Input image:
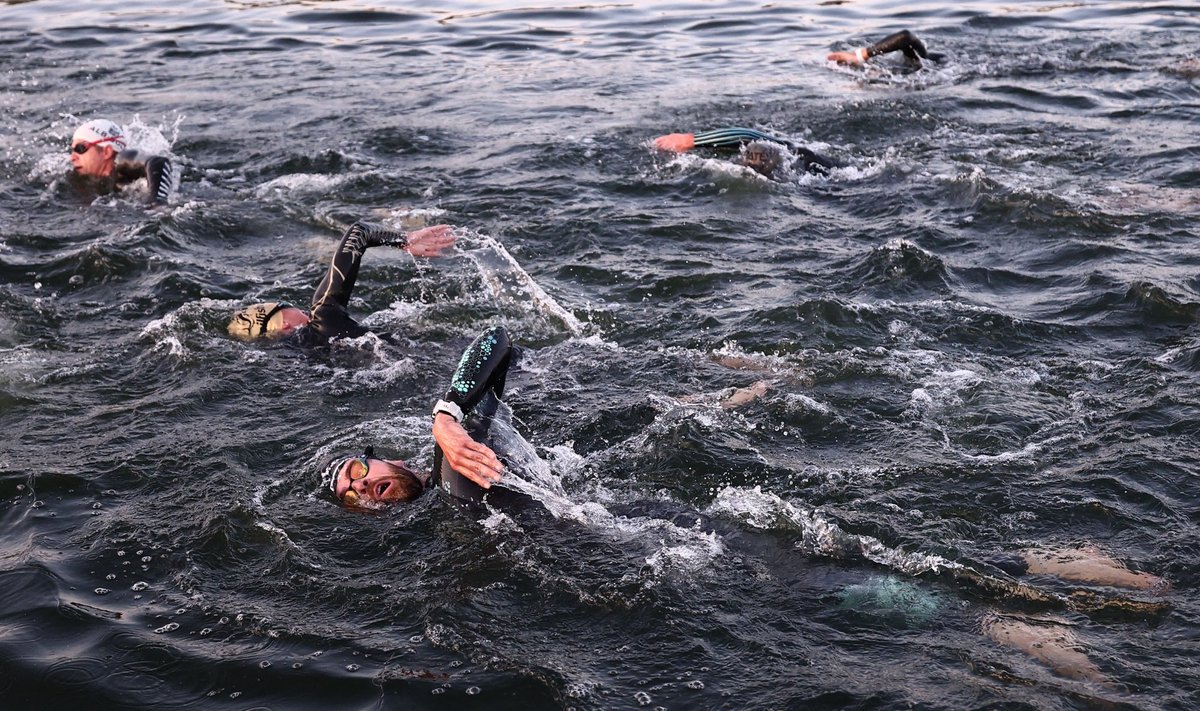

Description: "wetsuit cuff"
433 399 464 422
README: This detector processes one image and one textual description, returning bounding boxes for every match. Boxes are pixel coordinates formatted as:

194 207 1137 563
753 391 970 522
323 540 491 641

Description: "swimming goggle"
71 136 123 154
332 446 375 506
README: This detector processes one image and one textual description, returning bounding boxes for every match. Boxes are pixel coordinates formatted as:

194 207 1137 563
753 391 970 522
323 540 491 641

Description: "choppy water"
2 1 1198 709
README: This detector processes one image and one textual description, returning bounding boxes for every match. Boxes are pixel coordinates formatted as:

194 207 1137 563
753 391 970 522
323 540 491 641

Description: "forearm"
440 326 513 414
864 29 929 62
693 127 788 151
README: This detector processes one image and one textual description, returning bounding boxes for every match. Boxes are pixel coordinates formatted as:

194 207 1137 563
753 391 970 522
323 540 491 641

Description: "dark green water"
1 1 1197 709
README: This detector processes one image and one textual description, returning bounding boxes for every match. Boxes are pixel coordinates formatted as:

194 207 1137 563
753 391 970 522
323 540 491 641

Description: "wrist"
433 399 464 422
857 47 869 62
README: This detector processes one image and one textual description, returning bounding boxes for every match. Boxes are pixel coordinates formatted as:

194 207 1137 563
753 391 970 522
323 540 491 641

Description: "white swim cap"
72 119 127 151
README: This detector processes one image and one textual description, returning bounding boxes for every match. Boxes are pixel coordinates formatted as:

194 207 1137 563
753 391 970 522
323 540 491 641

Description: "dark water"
2 1 1198 709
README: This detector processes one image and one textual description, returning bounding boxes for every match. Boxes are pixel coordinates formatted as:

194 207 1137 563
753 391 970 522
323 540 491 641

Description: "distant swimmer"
68 119 175 204
327 326 514 507
652 128 838 179
826 29 945 69
227 220 455 347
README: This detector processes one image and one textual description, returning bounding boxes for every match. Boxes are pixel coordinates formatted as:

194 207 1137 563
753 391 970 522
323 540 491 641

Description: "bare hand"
827 50 865 66
652 133 696 152
404 224 456 257
432 413 503 489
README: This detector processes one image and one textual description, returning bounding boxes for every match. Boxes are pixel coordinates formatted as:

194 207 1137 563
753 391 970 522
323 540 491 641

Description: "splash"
459 231 585 337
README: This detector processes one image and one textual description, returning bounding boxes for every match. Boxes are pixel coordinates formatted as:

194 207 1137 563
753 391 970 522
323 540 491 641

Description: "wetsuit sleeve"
794 146 838 175
112 150 174 204
143 155 174 204
307 221 409 341
440 326 513 415
431 326 515 502
693 127 794 151
865 30 944 64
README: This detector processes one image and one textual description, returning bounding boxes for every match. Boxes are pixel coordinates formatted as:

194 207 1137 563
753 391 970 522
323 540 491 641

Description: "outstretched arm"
310 221 455 313
828 29 943 67
654 127 791 153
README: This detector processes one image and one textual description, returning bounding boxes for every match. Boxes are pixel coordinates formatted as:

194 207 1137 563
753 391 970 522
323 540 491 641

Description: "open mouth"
374 481 391 500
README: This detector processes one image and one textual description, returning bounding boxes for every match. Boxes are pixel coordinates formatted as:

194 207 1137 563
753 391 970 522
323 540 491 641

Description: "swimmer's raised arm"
654 127 792 153
828 29 944 67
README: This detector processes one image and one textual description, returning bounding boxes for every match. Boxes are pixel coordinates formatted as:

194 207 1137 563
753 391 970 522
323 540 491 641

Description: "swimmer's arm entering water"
828 29 944 67
431 326 514 490
308 221 455 339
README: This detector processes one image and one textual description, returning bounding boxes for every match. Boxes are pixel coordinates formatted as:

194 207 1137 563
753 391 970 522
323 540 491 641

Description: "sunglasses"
71 136 123 154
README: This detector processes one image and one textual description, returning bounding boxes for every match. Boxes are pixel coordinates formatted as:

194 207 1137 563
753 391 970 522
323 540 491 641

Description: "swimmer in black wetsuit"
227 220 456 346
826 29 944 68
327 326 512 507
68 119 175 204
652 127 838 179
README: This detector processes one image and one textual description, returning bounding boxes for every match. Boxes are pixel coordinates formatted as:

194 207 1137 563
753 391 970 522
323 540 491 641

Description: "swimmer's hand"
404 224 456 257
653 133 696 152
433 412 504 489
827 50 866 66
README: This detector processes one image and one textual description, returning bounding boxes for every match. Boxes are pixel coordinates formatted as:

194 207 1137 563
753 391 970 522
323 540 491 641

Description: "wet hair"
227 302 290 340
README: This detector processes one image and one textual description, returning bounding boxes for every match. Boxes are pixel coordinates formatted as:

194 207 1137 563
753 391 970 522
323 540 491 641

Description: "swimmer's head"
737 140 785 178
70 119 127 178
325 446 428 507
227 302 310 341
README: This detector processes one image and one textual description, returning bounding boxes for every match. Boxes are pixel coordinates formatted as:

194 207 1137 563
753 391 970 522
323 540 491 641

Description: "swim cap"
227 302 289 340
73 119 127 152
738 140 784 177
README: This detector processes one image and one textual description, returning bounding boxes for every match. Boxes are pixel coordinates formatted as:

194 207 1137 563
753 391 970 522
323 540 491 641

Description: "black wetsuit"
112 149 174 204
431 326 523 506
286 221 410 348
690 127 838 176
861 29 944 66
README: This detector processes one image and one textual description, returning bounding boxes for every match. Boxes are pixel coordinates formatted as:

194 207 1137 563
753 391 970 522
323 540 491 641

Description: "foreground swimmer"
652 129 837 179
826 29 945 68
227 220 455 346
68 119 175 204
328 326 513 507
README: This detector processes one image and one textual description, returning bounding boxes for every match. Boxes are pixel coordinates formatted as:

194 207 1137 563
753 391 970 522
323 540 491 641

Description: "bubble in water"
229 692 241 699
292 662 303 669
155 623 179 634
409 635 424 643
94 588 110 595
200 628 212 636
92 502 102 509
131 582 148 591
259 661 271 669
431 688 445 695
69 275 84 286
634 691 652 706
449 660 462 668
685 680 704 689
345 664 359 672
466 687 481 695
105 574 116 580
117 551 126 557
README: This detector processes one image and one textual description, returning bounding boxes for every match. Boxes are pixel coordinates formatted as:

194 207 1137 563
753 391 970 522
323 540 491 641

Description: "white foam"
707 486 960 576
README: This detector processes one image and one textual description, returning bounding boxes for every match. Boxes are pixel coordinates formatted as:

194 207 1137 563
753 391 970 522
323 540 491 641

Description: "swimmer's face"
227 303 310 341
70 139 118 178
332 456 427 507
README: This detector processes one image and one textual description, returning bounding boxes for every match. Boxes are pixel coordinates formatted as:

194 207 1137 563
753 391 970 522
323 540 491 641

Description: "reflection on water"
1 1 1197 709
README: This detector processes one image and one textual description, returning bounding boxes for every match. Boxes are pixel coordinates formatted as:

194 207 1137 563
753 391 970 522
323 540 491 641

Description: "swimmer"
652 129 837 179
227 220 456 347
826 29 945 68
68 119 175 204
327 326 513 507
